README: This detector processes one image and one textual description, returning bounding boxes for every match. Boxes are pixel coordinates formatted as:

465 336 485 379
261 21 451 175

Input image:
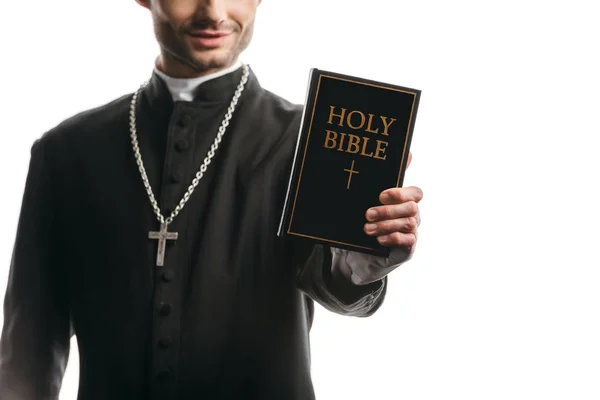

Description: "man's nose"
194 0 227 25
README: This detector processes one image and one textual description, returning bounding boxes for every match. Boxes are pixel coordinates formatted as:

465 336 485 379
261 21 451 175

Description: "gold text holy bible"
278 68 421 256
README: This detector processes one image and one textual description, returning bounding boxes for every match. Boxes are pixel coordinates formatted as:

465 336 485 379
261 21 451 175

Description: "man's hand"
363 152 422 261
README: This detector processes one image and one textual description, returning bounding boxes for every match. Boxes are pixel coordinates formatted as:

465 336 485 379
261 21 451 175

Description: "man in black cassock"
0 0 423 399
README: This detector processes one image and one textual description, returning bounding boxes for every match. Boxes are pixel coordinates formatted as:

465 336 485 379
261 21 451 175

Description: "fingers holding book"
364 185 422 255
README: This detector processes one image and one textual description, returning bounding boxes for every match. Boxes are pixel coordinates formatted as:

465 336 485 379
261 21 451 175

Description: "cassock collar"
153 60 243 102
141 60 256 115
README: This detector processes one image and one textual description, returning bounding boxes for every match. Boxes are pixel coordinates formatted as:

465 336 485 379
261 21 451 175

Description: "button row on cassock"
154 113 188 384
156 268 175 381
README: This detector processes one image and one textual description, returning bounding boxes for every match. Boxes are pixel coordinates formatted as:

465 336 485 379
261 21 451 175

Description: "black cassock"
0 66 387 399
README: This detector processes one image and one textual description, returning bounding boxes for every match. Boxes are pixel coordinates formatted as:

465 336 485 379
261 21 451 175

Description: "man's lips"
187 30 232 48
188 30 231 38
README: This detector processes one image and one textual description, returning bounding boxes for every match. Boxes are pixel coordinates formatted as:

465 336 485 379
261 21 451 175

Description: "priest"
0 0 423 399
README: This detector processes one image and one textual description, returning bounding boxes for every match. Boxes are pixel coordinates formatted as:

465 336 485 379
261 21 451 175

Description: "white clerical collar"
153 60 243 102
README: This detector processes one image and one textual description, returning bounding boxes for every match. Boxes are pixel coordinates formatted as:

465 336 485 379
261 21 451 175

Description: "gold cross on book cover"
278 68 421 256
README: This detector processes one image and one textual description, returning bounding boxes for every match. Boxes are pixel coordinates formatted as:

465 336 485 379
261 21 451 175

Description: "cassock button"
156 367 172 381
158 302 172 316
178 114 192 127
162 269 175 282
170 171 182 183
158 336 172 349
175 139 189 152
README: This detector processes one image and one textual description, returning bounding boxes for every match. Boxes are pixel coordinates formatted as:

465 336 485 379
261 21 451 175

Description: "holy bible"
277 68 421 257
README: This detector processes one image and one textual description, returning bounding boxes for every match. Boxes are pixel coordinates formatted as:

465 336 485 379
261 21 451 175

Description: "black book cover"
278 68 421 257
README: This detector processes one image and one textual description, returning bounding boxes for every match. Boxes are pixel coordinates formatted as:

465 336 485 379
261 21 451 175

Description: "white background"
1 0 599 399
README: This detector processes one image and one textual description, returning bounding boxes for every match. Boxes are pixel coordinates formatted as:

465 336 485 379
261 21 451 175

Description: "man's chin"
188 50 236 72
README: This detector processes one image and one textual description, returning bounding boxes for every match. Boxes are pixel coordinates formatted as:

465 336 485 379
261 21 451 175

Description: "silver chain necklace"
129 63 250 266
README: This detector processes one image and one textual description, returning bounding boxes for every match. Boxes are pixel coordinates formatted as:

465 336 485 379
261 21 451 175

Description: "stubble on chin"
191 21 255 71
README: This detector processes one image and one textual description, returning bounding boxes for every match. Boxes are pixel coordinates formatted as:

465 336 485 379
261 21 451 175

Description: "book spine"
277 68 320 237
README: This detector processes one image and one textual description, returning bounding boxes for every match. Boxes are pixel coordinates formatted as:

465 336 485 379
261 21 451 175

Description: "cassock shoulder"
236 87 304 177
251 87 303 138
34 92 133 151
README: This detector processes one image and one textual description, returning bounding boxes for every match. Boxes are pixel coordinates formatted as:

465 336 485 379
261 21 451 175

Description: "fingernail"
365 223 377 233
378 234 389 244
366 209 378 221
380 193 390 203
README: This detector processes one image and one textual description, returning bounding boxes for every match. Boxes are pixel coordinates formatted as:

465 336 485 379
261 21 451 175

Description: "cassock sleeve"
292 239 387 318
330 247 405 285
0 138 72 399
